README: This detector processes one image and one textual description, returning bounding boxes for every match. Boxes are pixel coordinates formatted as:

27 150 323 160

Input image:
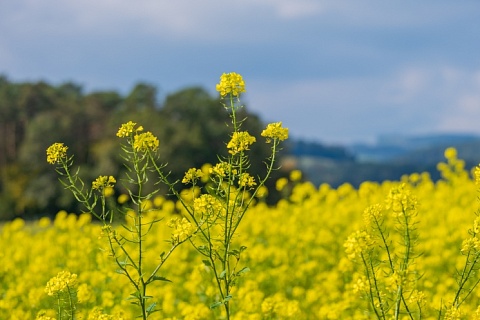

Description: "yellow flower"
385 183 417 218
289 169 302 182
227 131 256 155
444 147 457 160
46 142 68 164
239 173 256 188
261 122 289 143
216 72 246 97
344 230 374 260
182 168 204 184
92 176 116 190
363 203 384 228
194 194 224 218
116 121 143 138
88 307 114 320
167 217 195 244
275 177 288 192
475 165 480 186
461 237 480 254
45 271 78 296
133 132 159 152
210 162 230 178
444 306 462 320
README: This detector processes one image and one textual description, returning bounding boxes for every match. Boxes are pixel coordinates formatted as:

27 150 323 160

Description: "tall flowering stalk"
47 125 190 319
44 271 78 320
149 72 288 319
445 164 480 317
345 184 423 319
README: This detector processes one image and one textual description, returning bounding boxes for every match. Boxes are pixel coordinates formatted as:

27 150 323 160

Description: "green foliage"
0 76 278 219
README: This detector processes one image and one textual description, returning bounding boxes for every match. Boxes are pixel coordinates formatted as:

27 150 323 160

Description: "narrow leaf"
210 301 223 309
151 276 172 283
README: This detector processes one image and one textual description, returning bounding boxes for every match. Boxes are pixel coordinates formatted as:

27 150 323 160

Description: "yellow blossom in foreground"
363 203 384 228
133 131 159 152
344 230 374 260
210 162 230 178
88 307 114 320
461 237 480 254
261 122 289 143
92 176 116 190
239 173 256 188
45 271 78 296
182 168 204 184
167 217 195 244
227 131 256 155
116 121 143 138
216 72 246 97
444 306 463 320
46 142 68 164
193 194 224 217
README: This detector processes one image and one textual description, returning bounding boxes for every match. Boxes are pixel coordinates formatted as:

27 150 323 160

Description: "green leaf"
210 301 223 309
146 302 157 313
237 267 250 276
202 259 212 267
151 276 172 283
219 270 226 279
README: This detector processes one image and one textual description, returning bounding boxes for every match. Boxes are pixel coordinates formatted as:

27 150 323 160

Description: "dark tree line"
0 75 286 220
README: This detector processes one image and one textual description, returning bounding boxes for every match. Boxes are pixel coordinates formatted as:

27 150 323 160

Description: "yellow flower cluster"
182 168 204 184
227 131 256 155
475 166 480 186
215 72 246 97
344 229 374 260
45 271 78 296
238 173 256 188
116 122 158 152
385 183 418 218
362 203 383 228
461 237 480 254
46 142 68 164
261 122 289 143
116 121 142 138
92 176 116 190
167 217 195 244
133 131 159 152
209 161 235 178
193 194 224 217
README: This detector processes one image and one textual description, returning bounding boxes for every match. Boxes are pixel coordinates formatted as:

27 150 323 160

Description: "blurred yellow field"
2 148 480 319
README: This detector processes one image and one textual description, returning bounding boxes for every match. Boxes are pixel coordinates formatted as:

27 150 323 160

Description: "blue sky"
2 1 480 144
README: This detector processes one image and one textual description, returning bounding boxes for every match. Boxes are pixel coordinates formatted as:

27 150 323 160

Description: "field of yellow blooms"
2 148 480 319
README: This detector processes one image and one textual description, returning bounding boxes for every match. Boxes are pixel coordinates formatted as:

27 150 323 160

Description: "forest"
0 75 285 220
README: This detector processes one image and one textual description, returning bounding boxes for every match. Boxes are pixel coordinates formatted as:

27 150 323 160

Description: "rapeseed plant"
45 72 288 319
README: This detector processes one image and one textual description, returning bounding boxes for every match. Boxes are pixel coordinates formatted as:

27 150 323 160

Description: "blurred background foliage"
3 75 480 221
0 76 288 220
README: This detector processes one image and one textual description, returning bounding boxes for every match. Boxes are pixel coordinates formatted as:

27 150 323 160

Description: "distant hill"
285 134 480 187
349 133 480 163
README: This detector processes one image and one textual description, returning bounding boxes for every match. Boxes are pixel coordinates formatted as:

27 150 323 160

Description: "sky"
2 1 480 145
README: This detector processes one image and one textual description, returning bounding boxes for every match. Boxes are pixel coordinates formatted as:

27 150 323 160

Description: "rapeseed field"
2 148 480 319
2 73 480 319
